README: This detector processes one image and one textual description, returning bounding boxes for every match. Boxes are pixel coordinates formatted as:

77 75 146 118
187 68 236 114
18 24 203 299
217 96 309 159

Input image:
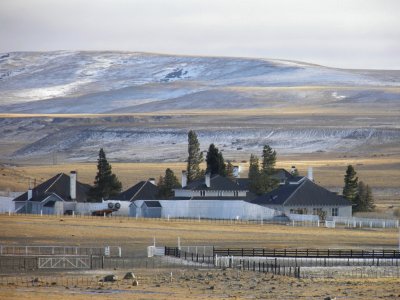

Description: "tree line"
87 132 376 214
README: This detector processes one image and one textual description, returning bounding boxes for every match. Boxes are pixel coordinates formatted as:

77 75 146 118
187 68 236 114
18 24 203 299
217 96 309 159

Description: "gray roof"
116 181 158 201
13 173 91 203
184 174 246 191
251 178 352 207
143 201 162 208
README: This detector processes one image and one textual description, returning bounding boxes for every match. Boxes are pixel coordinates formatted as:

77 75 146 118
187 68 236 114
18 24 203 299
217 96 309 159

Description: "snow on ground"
1 51 399 111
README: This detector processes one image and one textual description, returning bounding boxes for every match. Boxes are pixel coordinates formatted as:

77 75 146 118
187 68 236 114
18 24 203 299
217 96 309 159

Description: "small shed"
141 201 162 218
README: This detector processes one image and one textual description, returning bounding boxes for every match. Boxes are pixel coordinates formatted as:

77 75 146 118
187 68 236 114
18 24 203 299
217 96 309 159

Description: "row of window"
289 207 339 217
198 191 239 197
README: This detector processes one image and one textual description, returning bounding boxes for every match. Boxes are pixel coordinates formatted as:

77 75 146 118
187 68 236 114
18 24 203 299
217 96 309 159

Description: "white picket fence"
331 217 399 228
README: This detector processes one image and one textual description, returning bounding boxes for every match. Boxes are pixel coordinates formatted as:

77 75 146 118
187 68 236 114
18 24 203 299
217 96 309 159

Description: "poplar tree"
355 181 375 212
342 165 359 205
89 148 122 201
186 130 203 182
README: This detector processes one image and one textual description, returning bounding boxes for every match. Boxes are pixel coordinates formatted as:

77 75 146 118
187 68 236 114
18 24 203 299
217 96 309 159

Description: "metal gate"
38 257 90 269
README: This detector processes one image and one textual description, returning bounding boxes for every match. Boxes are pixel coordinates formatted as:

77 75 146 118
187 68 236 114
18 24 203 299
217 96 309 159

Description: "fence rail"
212 248 400 259
0 245 121 257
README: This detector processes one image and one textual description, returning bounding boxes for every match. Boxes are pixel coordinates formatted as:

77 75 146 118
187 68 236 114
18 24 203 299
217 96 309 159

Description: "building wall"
130 199 283 220
282 205 352 219
142 206 162 218
0 197 14 213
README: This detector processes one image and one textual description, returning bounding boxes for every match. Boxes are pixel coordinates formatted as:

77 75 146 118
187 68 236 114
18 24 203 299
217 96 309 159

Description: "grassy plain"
0 214 398 253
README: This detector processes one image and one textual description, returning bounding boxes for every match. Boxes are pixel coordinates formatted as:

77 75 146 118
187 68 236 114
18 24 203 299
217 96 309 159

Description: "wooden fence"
212 248 400 259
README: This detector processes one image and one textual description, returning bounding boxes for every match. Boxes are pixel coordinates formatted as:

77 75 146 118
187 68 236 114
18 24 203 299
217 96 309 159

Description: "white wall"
130 199 282 220
0 197 14 213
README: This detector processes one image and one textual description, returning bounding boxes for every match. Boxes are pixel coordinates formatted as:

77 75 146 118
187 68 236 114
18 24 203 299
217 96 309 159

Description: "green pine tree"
261 145 279 192
157 168 181 199
248 154 266 195
206 144 226 176
342 165 359 205
186 130 204 182
261 145 277 175
89 148 122 201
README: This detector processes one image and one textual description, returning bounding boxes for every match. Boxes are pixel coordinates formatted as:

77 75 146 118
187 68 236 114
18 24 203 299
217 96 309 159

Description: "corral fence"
212 248 400 259
217 257 301 278
0 245 119 257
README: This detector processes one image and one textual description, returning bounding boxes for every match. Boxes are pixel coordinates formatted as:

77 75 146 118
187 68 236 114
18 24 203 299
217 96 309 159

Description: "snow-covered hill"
0 51 399 113
0 51 399 163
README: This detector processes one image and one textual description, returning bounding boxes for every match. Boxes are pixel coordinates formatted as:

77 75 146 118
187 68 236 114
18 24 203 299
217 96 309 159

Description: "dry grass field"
0 214 398 254
0 215 400 299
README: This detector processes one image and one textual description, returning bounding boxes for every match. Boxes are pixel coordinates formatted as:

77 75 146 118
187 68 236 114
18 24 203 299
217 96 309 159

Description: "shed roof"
143 201 162 208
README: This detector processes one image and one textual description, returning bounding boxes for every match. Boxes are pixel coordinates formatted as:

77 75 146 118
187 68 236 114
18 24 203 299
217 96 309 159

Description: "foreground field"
0 215 398 254
0 268 399 299
0 215 400 299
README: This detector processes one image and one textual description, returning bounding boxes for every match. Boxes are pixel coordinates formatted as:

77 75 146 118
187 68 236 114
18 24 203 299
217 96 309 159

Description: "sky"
0 0 399 69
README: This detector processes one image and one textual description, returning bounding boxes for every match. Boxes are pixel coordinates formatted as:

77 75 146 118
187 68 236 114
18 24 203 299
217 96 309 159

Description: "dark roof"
251 178 352 207
13 173 91 203
143 201 161 208
116 181 158 201
184 174 245 191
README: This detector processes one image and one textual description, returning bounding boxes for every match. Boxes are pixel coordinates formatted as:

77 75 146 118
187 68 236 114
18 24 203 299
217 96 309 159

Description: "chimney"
181 171 187 188
70 171 77 200
205 172 211 188
233 166 240 178
290 165 296 174
27 189 33 200
148 178 156 185
307 167 313 181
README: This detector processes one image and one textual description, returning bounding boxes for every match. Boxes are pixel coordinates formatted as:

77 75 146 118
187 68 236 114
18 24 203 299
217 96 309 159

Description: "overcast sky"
0 0 399 69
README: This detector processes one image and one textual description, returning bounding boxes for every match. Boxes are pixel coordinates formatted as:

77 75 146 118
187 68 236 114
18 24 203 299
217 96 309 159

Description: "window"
200 191 205 197
332 208 338 217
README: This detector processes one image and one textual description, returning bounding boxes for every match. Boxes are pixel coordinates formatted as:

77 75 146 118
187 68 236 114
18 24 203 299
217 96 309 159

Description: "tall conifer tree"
206 144 226 176
157 168 181 199
89 148 122 201
342 165 359 205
